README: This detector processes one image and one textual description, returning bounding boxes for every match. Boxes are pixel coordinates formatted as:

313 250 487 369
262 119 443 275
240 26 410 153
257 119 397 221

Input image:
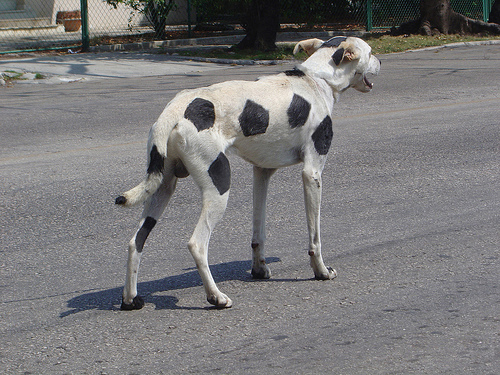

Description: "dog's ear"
293 38 324 56
332 42 361 66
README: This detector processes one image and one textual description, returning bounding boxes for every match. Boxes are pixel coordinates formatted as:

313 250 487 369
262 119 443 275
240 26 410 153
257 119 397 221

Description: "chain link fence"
0 0 495 53
0 0 193 52
368 0 492 30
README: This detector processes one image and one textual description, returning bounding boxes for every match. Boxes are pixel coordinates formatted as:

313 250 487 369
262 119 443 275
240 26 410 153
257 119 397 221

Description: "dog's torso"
162 71 335 169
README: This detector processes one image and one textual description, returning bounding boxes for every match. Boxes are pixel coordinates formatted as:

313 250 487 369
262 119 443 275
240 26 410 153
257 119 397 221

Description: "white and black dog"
116 36 380 310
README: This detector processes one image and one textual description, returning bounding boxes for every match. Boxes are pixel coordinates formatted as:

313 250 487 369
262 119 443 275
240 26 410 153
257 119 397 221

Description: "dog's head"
294 36 380 99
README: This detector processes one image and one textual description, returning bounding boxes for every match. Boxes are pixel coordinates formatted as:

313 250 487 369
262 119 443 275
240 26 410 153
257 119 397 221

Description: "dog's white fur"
116 37 380 310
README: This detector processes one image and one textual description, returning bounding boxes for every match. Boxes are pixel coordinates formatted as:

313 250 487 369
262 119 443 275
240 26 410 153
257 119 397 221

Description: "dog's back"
162 72 333 169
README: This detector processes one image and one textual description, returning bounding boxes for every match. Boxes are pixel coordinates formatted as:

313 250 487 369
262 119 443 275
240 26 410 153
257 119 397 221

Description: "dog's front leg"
302 166 337 280
251 166 276 279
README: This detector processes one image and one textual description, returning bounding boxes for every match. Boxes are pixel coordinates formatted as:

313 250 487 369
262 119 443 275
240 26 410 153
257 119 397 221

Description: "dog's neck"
295 65 337 111
299 46 357 104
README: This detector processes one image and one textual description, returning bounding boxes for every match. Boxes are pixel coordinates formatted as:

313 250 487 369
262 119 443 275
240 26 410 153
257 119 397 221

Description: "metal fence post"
366 0 373 31
187 0 192 38
80 0 90 51
483 0 491 22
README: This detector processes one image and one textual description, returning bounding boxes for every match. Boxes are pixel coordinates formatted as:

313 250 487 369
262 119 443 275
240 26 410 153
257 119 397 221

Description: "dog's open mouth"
363 75 373 89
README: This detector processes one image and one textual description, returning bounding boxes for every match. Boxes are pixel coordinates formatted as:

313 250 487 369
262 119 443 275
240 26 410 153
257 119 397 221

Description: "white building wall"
53 0 191 32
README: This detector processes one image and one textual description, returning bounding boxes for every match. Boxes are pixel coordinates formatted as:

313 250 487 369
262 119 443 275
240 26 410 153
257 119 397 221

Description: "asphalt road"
1 44 499 374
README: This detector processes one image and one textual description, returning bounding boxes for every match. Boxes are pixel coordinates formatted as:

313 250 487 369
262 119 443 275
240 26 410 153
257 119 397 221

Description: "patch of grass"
1 70 46 83
177 34 500 61
366 34 500 54
2 70 24 81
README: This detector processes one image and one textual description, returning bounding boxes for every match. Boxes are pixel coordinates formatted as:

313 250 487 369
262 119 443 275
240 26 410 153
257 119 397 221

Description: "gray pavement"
1 38 499 85
0 43 499 374
0 50 239 84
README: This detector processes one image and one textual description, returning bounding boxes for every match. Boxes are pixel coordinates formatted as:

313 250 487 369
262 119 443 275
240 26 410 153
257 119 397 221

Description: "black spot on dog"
208 152 231 195
115 195 127 205
135 216 157 253
147 145 164 175
184 98 216 131
284 68 306 77
332 48 345 66
121 295 145 311
311 116 333 155
321 36 347 48
287 94 311 128
239 100 269 137
174 159 189 178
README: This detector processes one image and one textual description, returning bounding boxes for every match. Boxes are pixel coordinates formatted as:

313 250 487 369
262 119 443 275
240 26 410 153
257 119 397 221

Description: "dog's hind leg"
121 169 178 310
184 150 232 308
302 158 337 281
251 166 276 279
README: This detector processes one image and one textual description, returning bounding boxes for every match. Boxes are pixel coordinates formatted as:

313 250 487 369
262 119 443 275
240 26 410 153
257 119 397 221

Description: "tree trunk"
234 0 280 51
419 0 449 34
391 0 500 36
490 0 500 24
145 0 176 40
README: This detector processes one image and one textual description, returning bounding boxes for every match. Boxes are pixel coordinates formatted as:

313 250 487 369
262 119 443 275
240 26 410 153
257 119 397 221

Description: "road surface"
0 44 499 374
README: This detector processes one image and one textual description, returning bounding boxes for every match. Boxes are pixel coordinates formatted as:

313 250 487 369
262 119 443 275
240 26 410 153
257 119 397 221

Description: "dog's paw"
251 265 272 279
121 295 145 311
207 293 233 309
314 267 337 280
115 195 127 205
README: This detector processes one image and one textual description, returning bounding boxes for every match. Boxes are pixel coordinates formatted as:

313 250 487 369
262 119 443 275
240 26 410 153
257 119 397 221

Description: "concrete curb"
90 35 244 52
88 30 369 66
403 39 500 53
89 30 368 53
166 54 284 66
88 31 500 66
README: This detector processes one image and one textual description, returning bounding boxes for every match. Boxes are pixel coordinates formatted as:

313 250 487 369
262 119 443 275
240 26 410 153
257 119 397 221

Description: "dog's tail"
115 119 175 207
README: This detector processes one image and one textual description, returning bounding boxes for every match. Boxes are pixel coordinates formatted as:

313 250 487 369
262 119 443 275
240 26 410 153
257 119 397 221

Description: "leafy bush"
106 0 176 39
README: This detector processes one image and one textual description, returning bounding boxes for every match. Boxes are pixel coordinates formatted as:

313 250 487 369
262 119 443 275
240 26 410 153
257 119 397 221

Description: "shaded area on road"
61 257 281 317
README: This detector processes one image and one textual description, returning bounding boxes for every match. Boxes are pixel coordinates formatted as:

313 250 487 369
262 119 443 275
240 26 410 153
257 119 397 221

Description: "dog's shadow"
61 257 282 317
